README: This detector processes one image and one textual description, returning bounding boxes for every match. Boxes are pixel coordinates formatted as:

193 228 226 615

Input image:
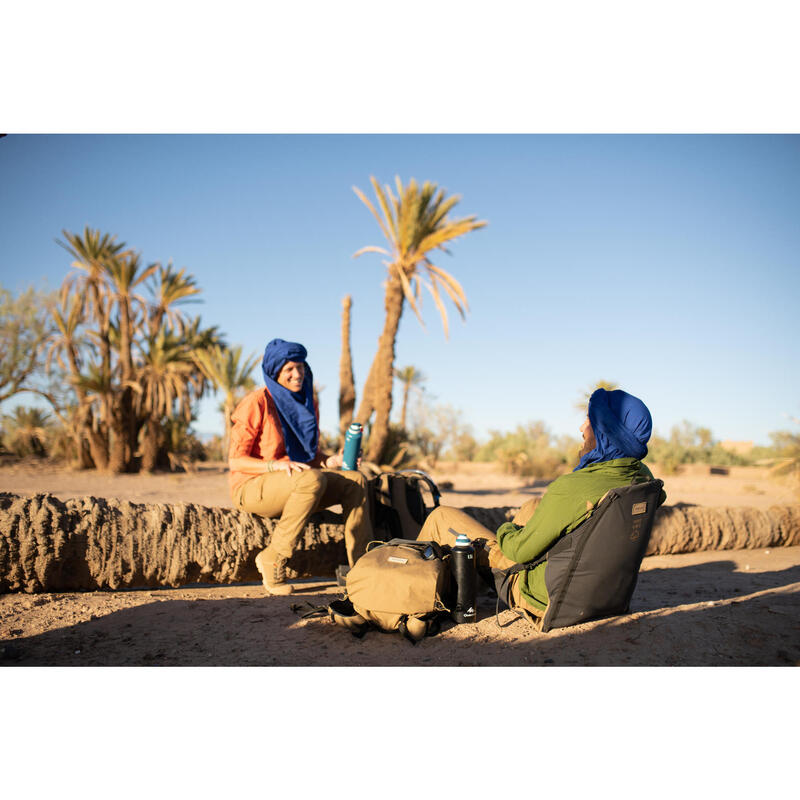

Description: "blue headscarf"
261 338 318 463
574 388 653 472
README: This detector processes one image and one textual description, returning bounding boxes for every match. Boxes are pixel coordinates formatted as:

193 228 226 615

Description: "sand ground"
1 460 798 666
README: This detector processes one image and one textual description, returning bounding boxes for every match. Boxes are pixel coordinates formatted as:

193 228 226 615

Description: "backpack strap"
290 602 330 619
391 469 442 508
397 615 419 645
397 612 444 644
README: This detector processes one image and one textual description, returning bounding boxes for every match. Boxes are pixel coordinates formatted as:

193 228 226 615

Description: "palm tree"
193 344 259 457
57 228 128 462
394 365 426 431
135 329 205 472
147 262 202 337
338 295 356 437
352 176 486 462
102 251 158 472
45 285 110 470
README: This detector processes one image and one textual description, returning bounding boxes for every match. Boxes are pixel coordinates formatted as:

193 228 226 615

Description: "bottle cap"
455 533 471 547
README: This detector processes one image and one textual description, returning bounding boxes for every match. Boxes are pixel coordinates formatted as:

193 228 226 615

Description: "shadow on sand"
443 479 552 498
2 561 798 667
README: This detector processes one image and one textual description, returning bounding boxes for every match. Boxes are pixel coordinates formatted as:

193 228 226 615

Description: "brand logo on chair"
630 517 644 542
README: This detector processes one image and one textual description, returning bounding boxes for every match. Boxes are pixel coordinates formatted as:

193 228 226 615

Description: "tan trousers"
416 503 543 614
234 468 372 566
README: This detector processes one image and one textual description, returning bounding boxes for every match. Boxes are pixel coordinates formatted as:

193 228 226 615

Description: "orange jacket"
228 387 323 496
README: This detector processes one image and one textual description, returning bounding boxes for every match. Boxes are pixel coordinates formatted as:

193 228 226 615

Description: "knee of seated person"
341 474 366 502
418 505 447 537
427 506 447 523
295 468 327 493
341 469 367 488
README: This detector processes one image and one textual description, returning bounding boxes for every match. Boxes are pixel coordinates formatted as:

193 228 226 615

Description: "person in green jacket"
416 388 665 616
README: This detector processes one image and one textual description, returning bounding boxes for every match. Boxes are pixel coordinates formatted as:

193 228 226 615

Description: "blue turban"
574 388 653 472
261 338 318 463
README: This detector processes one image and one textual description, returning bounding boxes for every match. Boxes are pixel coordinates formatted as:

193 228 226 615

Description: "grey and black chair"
497 479 664 633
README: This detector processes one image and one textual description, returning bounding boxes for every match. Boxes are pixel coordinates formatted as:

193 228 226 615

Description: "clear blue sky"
1 134 799 446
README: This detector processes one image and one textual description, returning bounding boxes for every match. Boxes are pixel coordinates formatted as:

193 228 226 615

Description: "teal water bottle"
341 423 363 471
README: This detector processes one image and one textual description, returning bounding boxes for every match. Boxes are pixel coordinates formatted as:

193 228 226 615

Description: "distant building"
719 440 754 455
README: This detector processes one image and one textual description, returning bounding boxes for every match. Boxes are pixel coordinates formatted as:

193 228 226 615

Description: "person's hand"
324 452 344 469
282 461 310 475
324 450 362 469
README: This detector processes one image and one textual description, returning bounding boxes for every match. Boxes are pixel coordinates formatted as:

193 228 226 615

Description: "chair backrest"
540 478 663 632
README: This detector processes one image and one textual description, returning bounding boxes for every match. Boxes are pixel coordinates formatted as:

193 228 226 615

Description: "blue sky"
1 134 798 446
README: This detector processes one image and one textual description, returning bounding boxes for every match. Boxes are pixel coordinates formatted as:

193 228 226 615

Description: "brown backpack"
329 539 453 643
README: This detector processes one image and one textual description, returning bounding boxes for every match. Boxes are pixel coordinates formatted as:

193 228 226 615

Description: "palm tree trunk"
400 383 411 430
354 359 377 427
109 413 128 474
140 417 160 473
89 280 114 454
82 407 109 472
338 295 356 437
118 296 139 471
223 396 234 459
77 436 94 469
364 277 405 463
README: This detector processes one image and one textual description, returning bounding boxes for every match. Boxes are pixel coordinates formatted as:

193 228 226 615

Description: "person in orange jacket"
229 338 371 595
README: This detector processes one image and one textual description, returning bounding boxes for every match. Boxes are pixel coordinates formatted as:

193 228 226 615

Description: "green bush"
1 406 53 457
645 420 772 472
475 422 579 478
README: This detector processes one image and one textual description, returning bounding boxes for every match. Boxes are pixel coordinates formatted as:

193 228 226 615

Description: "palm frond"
391 261 425 329
352 184 393 245
425 262 470 313
353 245 389 259
422 276 450 338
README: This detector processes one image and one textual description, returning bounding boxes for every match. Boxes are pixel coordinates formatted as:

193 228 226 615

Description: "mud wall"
0 492 346 593
647 503 800 554
1 493 799 593
461 504 800 555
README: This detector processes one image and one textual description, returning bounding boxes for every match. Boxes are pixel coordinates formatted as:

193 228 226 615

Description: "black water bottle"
450 530 477 624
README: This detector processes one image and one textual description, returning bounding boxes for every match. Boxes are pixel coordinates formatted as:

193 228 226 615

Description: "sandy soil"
1 460 798 666
1 458 794 510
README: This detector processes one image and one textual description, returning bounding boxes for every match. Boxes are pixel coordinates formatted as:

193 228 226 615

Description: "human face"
277 360 306 393
579 416 596 457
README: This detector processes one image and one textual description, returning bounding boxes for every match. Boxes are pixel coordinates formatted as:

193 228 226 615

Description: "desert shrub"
147 418 208 469
450 431 479 462
409 403 473 467
646 421 754 473
367 400 475 469
203 434 226 462
768 429 800 494
1 406 53 457
379 423 428 469
318 429 340 455
475 422 579 478
44 422 81 463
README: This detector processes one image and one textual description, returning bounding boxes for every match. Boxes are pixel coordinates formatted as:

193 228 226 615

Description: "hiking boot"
255 547 293 596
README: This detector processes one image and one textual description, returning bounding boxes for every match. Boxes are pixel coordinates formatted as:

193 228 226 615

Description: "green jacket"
496 458 665 610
